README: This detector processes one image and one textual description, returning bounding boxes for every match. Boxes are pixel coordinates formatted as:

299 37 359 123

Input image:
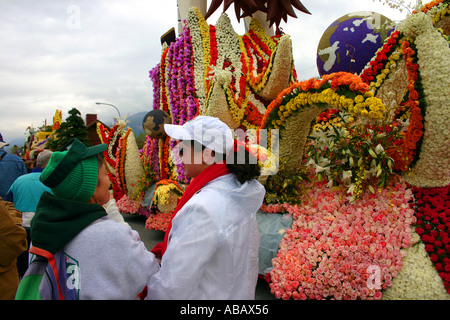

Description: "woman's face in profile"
90 164 111 206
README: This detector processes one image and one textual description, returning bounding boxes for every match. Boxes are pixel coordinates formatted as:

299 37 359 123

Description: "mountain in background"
117 111 147 136
3 137 26 153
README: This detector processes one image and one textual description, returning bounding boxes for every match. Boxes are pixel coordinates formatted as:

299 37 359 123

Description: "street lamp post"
95 102 121 119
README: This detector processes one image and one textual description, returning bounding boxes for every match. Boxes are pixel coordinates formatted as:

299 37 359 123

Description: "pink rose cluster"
265 179 416 300
145 211 172 232
116 195 140 214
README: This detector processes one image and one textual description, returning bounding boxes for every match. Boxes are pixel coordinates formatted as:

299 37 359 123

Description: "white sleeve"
103 198 128 226
147 201 218 300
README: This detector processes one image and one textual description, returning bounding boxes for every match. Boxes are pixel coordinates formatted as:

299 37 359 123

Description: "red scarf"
151 162 229 258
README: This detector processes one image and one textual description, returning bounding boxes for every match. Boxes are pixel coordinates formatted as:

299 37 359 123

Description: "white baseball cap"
164 116 234 154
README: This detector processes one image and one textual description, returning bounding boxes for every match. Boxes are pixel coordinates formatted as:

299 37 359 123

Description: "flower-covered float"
97 0 450 299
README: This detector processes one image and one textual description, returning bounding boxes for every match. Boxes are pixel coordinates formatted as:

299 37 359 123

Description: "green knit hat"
40 139 107 202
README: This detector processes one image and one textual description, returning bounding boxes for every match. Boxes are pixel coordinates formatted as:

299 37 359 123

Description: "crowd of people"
0 116 266 300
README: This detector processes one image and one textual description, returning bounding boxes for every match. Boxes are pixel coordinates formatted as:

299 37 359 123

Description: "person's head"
164 116 260 183
40 139 110 205
36 150 53 168
165 116 233 178
0 133 9 149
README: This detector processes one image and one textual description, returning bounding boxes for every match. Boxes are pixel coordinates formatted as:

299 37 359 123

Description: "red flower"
412 185 450 291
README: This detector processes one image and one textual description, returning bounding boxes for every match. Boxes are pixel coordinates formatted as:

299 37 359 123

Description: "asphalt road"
121 212 276 300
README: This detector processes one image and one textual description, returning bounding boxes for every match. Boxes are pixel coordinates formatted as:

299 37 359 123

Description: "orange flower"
409 89 419 100
300 78 314 92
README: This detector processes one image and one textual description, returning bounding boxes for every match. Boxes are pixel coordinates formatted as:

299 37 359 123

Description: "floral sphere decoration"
317 11 394 76
142 109 172 139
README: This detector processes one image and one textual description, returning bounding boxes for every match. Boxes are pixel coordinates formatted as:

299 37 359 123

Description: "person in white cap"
147 116 266 300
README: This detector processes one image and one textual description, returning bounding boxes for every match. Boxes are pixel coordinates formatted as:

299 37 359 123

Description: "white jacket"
147 173 265 300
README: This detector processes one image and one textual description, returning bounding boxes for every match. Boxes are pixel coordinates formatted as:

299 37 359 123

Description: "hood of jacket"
203 173 266 215
31 191 107 254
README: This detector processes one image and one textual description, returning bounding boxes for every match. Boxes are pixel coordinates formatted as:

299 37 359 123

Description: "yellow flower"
355 95 365 104
354 103 365 114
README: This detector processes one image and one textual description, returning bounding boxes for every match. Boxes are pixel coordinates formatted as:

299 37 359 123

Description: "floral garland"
260 72 383 133
360 31 403 87
96 122 126 202
427 1 449 25
245 88 269 128
412 184 450 294
209 25 218 71
108 172 124 201
187 7 209 112
149 66 161 110
115 128 130 195
388 39 425 172
244 99 264 127
243 27 278 93
96 122 122 170
160 47 170 114
166 25 197 125
265 175 416 300
159 136 171 180
413 0 446 14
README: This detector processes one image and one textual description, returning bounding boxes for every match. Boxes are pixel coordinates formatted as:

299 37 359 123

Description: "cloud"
0 0 407 144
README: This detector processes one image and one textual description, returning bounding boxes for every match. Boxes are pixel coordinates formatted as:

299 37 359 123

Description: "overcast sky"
0 0 408 144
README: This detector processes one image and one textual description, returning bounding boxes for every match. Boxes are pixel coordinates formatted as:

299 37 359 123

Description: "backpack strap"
29 246 64 300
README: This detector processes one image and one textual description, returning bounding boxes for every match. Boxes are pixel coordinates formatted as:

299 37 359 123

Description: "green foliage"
47 108 91 150
264 164 310 205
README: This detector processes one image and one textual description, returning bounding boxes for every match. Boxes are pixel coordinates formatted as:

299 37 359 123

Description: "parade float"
23 110 63 161
97 0 449 299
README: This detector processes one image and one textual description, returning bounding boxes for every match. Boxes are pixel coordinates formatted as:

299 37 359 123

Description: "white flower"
375 143 385 155
342 170 353 184
315 164 328 173
383 231 450 300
